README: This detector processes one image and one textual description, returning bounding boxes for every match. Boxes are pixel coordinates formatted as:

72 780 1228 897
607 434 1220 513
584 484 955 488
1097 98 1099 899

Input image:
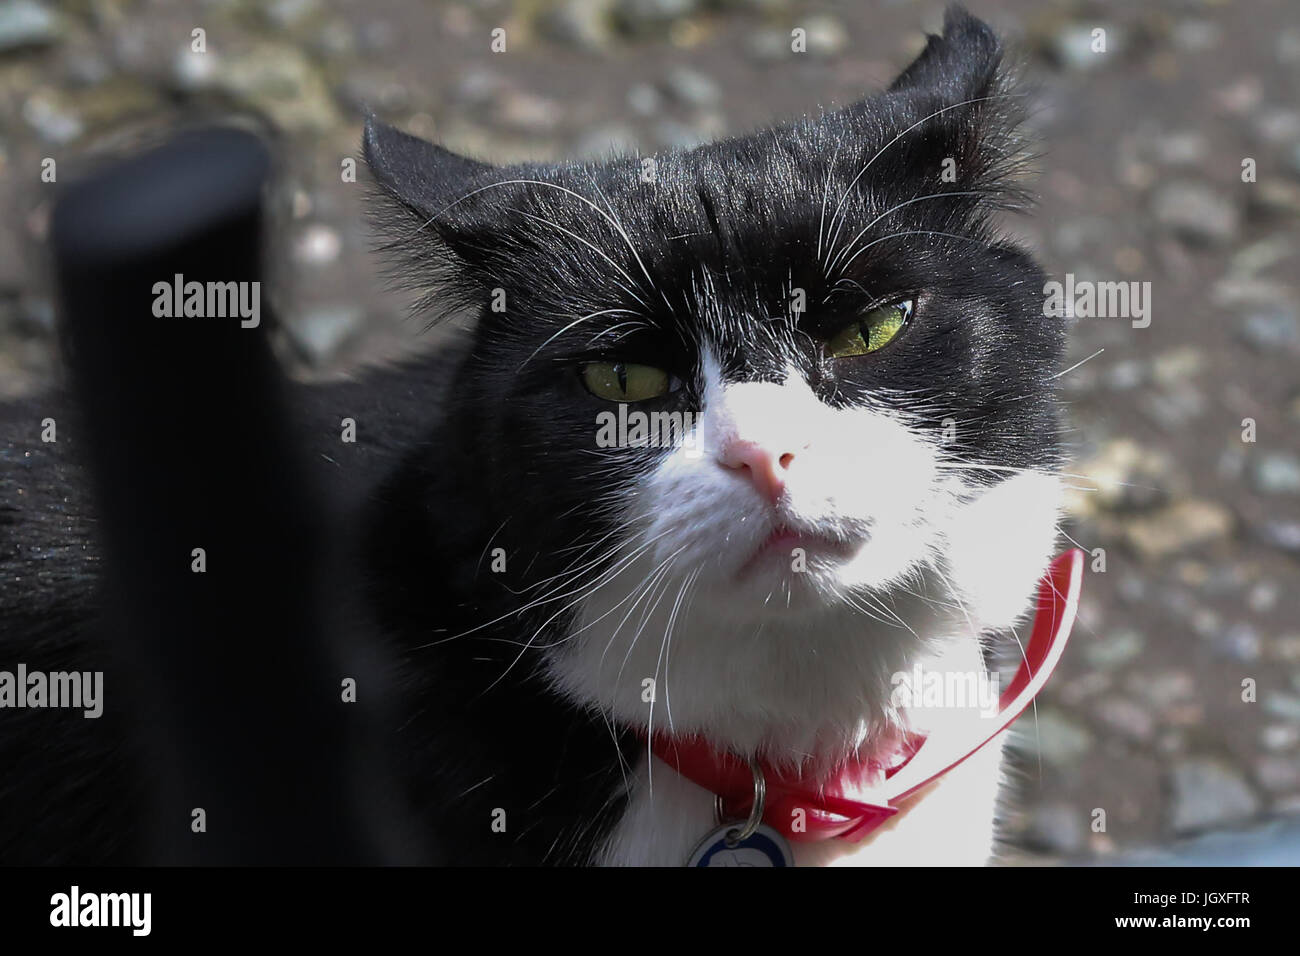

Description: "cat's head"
367 7 1066 752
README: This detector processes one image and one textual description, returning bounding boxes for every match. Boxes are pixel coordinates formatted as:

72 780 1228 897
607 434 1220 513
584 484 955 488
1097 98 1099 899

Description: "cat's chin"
733 527 860 587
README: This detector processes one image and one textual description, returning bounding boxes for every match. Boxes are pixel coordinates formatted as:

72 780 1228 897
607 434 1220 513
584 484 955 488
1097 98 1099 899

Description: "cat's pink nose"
719 440 794 505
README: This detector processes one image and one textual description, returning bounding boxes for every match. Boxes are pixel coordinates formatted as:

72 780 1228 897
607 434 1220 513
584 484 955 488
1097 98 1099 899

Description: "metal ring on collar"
722 756 766 847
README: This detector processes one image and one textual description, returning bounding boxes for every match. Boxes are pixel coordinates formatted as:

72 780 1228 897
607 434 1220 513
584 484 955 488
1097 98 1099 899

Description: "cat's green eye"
825 299 914 359
580 361 670 402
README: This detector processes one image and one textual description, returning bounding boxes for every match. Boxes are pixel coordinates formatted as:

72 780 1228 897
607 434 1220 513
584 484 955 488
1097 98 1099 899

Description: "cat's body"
1 7 1067 865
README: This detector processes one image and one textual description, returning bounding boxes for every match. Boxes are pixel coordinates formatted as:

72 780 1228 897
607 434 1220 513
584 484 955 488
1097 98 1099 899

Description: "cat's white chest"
598 734 1006 867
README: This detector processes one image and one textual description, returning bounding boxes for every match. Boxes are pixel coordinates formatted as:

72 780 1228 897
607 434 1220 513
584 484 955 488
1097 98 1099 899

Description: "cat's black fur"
0 6 1063 864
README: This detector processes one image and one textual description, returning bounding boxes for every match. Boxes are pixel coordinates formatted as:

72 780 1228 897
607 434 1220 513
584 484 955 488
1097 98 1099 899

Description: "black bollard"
49 126 413 865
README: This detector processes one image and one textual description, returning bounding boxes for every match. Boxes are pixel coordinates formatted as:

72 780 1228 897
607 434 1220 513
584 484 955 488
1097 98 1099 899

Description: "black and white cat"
0 6 1067 865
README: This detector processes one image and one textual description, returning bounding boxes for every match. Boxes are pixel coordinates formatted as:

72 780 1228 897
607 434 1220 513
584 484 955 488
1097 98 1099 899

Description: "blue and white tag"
686 823 794 867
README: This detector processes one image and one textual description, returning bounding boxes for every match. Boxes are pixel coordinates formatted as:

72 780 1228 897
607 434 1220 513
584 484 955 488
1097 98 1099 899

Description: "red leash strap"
650 549 1085 843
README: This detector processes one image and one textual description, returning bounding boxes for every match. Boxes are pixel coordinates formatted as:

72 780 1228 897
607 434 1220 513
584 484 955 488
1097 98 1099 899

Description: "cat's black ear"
864 5 1028 208
887 5 1003 103
363 118 501 319
364 118 493 222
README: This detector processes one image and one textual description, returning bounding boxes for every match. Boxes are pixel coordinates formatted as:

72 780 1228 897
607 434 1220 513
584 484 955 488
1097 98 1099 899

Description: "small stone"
1012 708 1092 767
172 47 219 91
1262 723 1300 751
1169 759 1259 834
1191 607 1221 640
1248 582 1278 613
1251 181 1300 218
1022 803 1086 855
267 0 318 28
542 0 616 51
1254 756 1300 794
1150 180 1241 247
662 66 719 108
573 122 639 159
1230 236 1293 278
1275 634 1300 662
1214 276 1293 308
358 20 395 53
802 15 848 56
1102 359 1145 391
453 68 505 108
1254 108 1300 146
1256 519 1300 556
1214 623 1262 662
314 19 354 57
614 0 696 35
16 295 53 334
1279 28 1300 63
21 88 81 143
0 0 59 52
293 224 341 267
626 83 660 116
1142 384 1206 433
1082 629 1144 669
1117 575 1146 603
1123 499 1234 561
1132 670 1194 709
1154 130 1207 166
1253 453 1300 495
210 43 339 133
1263 694 1300 722
747 27 788 62
1171 19 1220 53
1156 730 1186 756
1150 347 1203 389
495 90 563 135
1051 23 1122 72
1218 446 1246 482
1237 304 1300 354
1074 438 1174 514
1090 696 1155 743
716 0 789 10
1059 671 1112 706
287 305 360 366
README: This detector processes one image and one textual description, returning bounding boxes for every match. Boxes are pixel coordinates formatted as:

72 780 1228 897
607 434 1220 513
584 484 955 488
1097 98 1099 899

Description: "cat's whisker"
926 560 983 645
816 143 844 267
589 548 686 790
599 547 683 678
652 565 700 743
823 91 1025 259
415 524 673 649
582 320 651 348
829 217 983 277
427 175 661 311
512 208 652 313
1049 347 1105 381
519 308 641 371
587 176 674 313
478 533 683 693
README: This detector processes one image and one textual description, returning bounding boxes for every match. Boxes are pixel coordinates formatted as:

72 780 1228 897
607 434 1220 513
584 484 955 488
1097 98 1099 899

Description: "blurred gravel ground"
1 0 1297 863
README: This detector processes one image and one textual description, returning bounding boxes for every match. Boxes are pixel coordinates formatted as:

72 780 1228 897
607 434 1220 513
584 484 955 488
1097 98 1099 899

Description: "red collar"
649 549 1084 843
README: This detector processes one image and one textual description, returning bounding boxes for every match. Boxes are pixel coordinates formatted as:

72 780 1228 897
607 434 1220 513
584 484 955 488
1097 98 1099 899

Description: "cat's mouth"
735 523 860 581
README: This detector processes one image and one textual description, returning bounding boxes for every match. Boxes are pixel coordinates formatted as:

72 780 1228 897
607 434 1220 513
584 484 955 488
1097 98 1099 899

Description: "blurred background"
0 0 1297 863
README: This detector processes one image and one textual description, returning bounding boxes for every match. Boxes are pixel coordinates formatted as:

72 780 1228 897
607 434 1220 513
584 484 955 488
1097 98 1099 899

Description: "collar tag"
686 823 794 867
